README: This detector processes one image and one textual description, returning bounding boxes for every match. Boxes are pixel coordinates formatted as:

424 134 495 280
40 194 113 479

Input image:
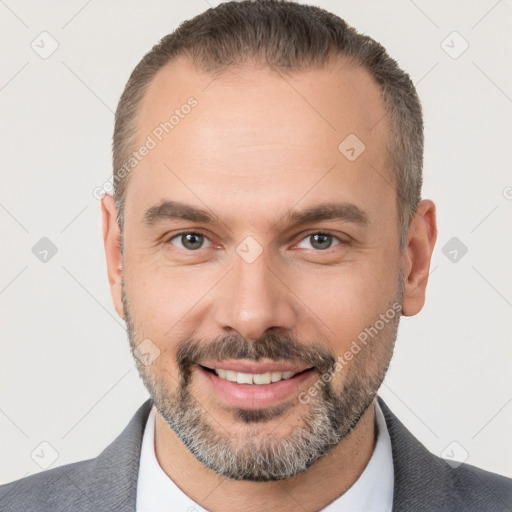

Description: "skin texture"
102 56 437 511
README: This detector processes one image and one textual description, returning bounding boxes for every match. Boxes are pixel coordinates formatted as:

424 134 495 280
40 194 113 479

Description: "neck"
154 400 378 512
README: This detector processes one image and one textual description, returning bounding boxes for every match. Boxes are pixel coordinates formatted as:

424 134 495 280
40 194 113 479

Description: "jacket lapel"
378 397 456 512
79 398 153 511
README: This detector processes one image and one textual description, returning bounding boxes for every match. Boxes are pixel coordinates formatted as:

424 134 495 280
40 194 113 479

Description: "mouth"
196 360 316 410
199 364 311 385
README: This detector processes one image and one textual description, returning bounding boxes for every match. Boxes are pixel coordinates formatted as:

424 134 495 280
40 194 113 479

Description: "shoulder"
0 459 97 512
0 399 153 512
447 461 512 511
377 397 512 511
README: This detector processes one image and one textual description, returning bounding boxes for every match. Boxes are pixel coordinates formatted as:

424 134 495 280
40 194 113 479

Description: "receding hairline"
112 0 423 250
116 53 400 246
133 51 388 139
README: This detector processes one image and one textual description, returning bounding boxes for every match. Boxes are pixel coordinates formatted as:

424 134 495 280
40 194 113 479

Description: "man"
1 1 510 511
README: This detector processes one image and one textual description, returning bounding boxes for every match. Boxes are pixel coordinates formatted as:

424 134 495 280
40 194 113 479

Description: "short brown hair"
112 0 423 248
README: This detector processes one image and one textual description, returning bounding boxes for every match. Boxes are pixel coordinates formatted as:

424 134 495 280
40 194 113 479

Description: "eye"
166 230 343 252
168 231 212 251
296 232 342 251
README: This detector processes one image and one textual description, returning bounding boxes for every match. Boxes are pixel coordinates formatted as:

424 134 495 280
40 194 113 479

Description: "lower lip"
197 365 316 410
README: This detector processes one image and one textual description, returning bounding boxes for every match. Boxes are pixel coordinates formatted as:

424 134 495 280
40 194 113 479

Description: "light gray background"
1 0 511 485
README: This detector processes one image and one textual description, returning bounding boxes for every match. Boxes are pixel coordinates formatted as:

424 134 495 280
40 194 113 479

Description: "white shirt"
136 401 394 512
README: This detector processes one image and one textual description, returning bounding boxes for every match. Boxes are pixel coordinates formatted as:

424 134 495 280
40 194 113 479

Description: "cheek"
293 262 399 352
123 258 218 345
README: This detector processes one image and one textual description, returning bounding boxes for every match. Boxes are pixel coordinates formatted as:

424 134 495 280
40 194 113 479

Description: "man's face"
117 57 404 480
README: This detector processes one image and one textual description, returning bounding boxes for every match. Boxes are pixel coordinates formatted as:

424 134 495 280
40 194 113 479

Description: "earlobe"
401 199 437 317
101 194 125 319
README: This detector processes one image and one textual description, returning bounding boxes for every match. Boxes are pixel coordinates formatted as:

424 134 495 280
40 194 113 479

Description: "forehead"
137 55 388 152
124 56 393 231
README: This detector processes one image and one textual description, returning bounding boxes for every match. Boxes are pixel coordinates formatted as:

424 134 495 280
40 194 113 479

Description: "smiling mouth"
198 364 313 385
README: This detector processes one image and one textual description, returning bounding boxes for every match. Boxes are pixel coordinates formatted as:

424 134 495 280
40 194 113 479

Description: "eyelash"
165 230 345 251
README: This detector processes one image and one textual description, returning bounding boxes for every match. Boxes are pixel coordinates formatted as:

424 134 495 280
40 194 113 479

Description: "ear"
101 194 125 319
401 199 437 316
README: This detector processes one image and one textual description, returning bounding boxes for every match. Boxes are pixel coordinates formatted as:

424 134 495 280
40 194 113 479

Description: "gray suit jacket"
1 397 511 511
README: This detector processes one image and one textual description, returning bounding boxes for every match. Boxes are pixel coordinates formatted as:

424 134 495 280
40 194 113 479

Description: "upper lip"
199 359 313 374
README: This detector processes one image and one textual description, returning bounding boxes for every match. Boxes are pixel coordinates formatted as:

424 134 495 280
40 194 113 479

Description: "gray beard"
123 280 401 481
149 367 376 481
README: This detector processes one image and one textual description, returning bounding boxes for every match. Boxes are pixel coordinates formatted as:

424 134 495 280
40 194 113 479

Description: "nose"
212 250 298 341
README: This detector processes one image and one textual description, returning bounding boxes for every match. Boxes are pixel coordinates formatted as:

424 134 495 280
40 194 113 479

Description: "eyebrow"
143 200 368 229
144 201 214 225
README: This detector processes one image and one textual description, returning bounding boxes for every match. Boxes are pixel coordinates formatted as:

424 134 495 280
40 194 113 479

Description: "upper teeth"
214 369 297 385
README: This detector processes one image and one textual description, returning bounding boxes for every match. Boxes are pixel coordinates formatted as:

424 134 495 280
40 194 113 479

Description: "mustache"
176 331 336 382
